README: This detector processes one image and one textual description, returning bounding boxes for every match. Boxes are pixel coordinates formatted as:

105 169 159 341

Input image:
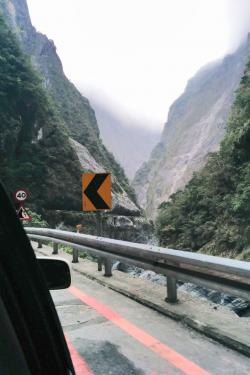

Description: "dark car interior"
0 182 75 375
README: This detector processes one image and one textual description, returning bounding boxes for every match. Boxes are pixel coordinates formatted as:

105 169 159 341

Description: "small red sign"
17 206 32 221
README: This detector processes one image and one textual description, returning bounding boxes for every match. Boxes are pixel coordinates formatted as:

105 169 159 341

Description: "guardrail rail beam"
26 227 250 303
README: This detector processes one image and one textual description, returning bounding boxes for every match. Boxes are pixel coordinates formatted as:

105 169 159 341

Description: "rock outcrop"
70 138 140 215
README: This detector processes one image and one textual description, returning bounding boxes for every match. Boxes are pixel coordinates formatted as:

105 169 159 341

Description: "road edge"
35 245 250 358
72 266 250 358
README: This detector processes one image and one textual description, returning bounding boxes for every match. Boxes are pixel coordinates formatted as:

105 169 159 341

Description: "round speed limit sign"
14 189 28 203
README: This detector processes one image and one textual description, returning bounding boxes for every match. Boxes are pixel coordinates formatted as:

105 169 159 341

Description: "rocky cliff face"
0 0 138 215
69 138 140 215
133 38 250 219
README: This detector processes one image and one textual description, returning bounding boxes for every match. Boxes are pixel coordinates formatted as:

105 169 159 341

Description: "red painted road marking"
69 286 211 375
65 334 94 375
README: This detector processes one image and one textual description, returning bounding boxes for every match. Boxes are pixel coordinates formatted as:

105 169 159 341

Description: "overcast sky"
27 0 250 130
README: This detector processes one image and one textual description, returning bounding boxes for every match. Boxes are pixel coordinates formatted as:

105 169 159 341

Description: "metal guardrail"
26 227 250 303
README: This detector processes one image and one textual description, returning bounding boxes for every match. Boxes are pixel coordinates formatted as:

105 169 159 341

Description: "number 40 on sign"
14 189 28 203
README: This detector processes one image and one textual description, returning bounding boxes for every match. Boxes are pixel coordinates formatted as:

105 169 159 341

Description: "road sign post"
14 189 32 221
96 211 103 271
82 173 112 274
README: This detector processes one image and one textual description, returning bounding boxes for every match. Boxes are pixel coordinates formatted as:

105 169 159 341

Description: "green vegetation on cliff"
0 15 81 211
22 209 48 228
156 58 250 260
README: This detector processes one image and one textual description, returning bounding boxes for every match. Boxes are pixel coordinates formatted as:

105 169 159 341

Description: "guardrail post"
72 248 79 263
165 277 178 303
52 243 58 255
37 240 42 248
104 258 112 277
98 259 102 271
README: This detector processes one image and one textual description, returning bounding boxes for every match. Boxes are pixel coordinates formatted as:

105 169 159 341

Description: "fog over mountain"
227 0 250 51
27 0 250 134
87 97 160 180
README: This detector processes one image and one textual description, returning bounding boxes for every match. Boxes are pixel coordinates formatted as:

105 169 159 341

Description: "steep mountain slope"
0 14 81 211
0 0 138 213
156 57 250 260
90 99 160 179
133 37 250 218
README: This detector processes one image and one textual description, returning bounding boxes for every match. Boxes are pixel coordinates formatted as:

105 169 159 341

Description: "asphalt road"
51 270 250 375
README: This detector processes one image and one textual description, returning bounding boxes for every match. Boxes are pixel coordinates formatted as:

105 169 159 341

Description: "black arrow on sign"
84 174 110 209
